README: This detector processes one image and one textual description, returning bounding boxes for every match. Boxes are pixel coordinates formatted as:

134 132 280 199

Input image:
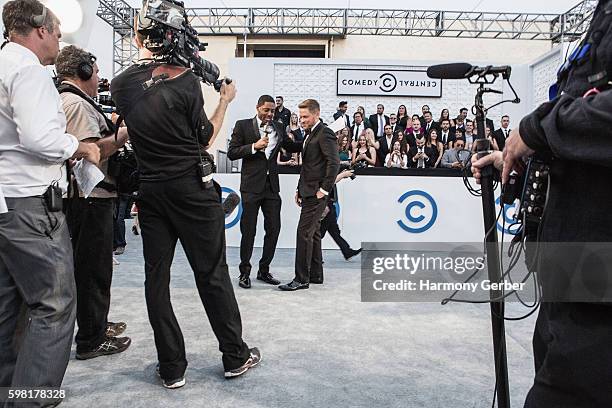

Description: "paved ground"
61 220 538 407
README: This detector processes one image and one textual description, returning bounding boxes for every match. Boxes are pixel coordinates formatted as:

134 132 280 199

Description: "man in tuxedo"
279 99 340 291
369 104 390 138
462 119 477 150
333 101 351 128
378 124 395 165
493 115 511 150
228 95 301 289
350 111 368 141
439 118 455 148
422 111 440 135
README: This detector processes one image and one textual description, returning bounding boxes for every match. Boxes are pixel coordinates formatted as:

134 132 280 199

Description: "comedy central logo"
379 73 398 93
221 187 242 229
397 190 438 233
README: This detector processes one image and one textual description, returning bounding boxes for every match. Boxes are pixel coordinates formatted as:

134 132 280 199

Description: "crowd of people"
271 99 512 170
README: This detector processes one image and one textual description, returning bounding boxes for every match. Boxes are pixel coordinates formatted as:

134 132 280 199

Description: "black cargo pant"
137 176 250 380
524 302 612 408
0 197 76 407
66 197 114 351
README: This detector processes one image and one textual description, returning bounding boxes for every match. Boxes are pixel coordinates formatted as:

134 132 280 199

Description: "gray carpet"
61 220 537 407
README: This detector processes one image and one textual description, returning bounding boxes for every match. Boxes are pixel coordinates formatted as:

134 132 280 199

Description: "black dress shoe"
257 272 281 285
344 248 363 261
278 280 309 291
239 274 251 289
310 273 323 284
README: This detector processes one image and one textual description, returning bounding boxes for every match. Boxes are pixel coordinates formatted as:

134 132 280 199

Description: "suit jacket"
350 122 369 141
493 127 511 150
378 135 396 164
297 123 340 198
228 117 301 194
390 123 405 136
438 130 456 148
369 114 390 137
423 120 440 135
408 145 437 168
333 111 351 128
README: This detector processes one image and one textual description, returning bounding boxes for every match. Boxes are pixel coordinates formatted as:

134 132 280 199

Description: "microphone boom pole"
475 85 511 408
428 62 512 408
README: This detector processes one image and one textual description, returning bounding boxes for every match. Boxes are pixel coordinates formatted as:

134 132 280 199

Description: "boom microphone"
427 63 512 79
426 63 473 79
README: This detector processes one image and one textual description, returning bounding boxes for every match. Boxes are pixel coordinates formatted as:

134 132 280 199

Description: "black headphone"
30 5 47 28
77 54 97 81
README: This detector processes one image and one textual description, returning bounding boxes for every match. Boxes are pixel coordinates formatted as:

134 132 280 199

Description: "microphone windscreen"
222 192 241 215
426 63 473 79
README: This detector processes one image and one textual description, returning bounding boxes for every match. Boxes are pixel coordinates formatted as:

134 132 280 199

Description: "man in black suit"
439 119 456 149
350 111 368 141
493 115 511 150
389 114 404 136
279 99 340 291
369 104 390 138
408 135 437 168
378 124 395 165
228 95 301 289
422 111 440 135
333 101 351 128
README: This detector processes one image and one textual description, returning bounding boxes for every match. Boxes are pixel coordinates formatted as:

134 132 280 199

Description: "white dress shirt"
251 117 277 157
0 42 79 197
255 116 277 159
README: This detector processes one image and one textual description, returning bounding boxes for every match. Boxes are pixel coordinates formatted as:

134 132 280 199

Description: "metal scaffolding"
98 1 596 75
97 0 138 76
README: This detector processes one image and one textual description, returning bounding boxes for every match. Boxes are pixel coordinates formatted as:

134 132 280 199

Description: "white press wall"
226 57 541 145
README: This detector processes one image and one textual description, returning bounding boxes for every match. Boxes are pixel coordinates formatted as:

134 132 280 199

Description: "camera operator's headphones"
30 5 47 29
77 53 97 81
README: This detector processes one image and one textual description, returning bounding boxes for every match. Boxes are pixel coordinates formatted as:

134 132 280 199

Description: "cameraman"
56 45 131 360
472 2 612 404
110 10 259 388
0 0 99 400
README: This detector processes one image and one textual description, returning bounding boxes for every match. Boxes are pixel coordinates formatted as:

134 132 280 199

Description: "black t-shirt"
110 63 213 182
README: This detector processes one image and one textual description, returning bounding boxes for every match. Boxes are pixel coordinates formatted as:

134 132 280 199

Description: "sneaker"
106 321 127 337
114 246 125 255
224 347 261 378
75 336 131 360
156 364 186 389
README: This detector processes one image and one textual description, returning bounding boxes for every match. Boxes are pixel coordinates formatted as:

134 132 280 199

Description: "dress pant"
0 197 76 406
239 177 281 276
137 176 250 380
66 197 114 351
320 202 351 258
524 302 612 407
294 195 328 284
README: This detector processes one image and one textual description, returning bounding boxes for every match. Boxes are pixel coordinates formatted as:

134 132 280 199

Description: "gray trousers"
0 197 76 407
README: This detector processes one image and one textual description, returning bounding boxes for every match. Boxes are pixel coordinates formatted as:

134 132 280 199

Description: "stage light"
44 0 83 34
